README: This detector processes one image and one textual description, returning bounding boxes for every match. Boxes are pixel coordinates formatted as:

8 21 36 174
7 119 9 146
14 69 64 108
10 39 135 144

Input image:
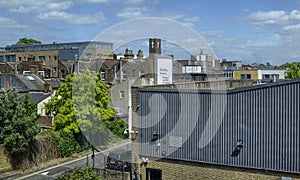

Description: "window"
262 74 279 79
122 70 127 80
119 90 125 98
101 70 105 80
23 71 31 75
241 74 251 79
39 56 45 61
139 70 145 77
146 168 162 180
38 71 45 78
224 72 233 80
262 74 270 79
115 108 120 115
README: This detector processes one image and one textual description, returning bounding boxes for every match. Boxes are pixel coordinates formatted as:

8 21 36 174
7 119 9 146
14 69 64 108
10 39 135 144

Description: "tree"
0 89 40 155
286 63 300 79
17 37 41 44
45 69 127 155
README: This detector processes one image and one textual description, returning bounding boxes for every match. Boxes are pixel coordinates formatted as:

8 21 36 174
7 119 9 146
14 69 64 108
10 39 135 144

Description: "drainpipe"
120 60 123 83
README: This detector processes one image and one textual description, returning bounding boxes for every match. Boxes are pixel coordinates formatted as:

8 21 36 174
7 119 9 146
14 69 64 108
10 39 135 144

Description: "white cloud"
182 16 200 27
248 9 300 26
116 7 149 19
184 16 200 23
248 10 289 25
75 0 108 3
161 12 186 20
1 0 107 13
0 0 48 8
9 6 39 13
38 11 105 25
124 0 144 4
38 11 71 21
46 2 74 11
0 16 27 29
282 23 300 31
6 1 73 13
109 30 137 36
289 10 300 20
247 34 282 47
202 29 300 65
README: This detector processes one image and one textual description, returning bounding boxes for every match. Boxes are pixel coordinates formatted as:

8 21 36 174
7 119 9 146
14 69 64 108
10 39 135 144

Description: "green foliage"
275 62 300 69
105 119 128 138
45 75 79 133
286 63 300 79
0 90 40 155
57 167 101 180
58 130 81 157
45 69 127 156
113 53 117 59
17 37 41 44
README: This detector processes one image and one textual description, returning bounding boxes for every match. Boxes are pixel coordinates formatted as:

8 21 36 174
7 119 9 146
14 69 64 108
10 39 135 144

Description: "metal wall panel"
138 80 300 173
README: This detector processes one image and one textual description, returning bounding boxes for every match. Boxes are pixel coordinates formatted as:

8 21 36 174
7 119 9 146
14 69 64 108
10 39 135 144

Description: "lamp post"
91 146 95 168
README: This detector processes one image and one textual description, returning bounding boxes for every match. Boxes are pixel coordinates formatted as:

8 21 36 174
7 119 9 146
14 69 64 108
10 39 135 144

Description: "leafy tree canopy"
0 89 40 155
17 37 41 44
45 69 126 148
274 62 300 70
286 63 300 79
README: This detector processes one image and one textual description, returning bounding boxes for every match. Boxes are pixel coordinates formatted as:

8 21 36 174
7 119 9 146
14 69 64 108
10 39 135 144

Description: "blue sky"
1 0 300 65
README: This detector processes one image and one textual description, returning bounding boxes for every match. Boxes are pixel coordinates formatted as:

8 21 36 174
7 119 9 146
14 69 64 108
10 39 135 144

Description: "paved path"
2 139 131 180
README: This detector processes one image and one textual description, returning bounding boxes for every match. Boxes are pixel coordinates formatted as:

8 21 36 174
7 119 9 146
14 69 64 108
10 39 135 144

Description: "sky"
1 0 300 65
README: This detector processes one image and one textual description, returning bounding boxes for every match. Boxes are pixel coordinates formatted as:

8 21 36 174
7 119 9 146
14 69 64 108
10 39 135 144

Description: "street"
5 141 131 180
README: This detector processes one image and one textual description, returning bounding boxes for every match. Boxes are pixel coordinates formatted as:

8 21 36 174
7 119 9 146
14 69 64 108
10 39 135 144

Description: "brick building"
0 41 113 78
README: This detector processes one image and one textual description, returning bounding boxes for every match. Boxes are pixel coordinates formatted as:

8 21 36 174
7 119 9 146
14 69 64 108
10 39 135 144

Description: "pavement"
0 139 131 180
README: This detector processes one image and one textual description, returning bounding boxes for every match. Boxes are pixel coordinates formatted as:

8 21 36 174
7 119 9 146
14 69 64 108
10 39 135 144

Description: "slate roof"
44 79 62 90
19 91 53 104
15 74 45 91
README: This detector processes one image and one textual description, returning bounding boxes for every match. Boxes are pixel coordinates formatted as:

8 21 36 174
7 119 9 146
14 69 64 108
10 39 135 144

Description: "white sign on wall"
154 54 173 85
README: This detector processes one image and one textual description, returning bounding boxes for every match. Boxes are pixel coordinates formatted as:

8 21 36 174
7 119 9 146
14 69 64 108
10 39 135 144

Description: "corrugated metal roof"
137 79 300 174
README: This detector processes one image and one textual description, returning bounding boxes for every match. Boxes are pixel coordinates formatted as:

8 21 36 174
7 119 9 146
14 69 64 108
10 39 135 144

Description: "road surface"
6 141 131 180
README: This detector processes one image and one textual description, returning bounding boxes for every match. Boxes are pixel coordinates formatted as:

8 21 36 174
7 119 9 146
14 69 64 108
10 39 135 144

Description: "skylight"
26 75 35 81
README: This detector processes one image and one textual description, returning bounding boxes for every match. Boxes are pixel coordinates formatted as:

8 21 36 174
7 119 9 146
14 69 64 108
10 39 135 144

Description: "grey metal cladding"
58 49 80 60
138 80 300 173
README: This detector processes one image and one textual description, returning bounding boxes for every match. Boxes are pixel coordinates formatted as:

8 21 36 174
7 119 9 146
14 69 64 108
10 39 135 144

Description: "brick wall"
131 86 142 178
233 70 259 80
139 159 300 180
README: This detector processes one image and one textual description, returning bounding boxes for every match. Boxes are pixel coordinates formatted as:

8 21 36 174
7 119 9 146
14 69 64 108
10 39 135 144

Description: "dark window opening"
241 74 251 79
146 168 162 180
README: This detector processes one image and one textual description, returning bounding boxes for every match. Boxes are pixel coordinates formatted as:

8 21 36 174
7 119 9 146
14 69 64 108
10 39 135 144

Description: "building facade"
131 79 300 179
233 69 286 80
0 41 113 78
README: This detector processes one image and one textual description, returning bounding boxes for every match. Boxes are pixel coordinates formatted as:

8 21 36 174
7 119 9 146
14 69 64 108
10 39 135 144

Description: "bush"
57 167 101 180
58 131 81 157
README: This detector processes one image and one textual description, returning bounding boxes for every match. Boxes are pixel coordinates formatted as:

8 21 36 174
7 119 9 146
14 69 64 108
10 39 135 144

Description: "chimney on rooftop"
44 82 50 93
137 49 143 58
149 38 161 58
29 65 39 76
